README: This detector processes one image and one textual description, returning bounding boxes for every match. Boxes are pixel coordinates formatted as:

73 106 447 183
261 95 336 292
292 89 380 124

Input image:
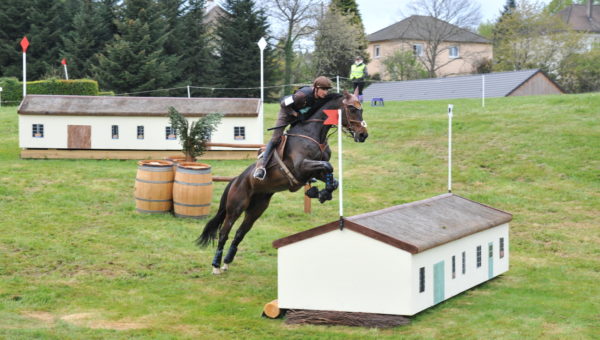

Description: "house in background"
366 15 492 79
557 0 600 51
274 193 512 316
18 95 262 160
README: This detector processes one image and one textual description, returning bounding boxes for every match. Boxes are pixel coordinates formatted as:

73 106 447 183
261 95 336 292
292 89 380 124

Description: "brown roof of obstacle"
273 193 512 254
18 95 260 117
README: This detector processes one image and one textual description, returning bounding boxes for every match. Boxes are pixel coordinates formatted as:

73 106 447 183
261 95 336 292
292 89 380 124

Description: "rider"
253 76 333 180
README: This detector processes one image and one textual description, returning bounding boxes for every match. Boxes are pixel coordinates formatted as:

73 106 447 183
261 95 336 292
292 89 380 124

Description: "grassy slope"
0 93 598 339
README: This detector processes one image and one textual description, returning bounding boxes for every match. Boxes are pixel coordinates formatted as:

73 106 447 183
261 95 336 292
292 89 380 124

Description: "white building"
273 193 512 316
18 95 262 159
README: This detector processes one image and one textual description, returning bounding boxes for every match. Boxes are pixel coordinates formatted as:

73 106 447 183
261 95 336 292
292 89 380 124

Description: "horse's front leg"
300 160 337 203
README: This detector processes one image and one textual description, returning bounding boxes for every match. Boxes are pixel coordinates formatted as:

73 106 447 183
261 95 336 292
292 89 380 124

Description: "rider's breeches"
270 109 295 143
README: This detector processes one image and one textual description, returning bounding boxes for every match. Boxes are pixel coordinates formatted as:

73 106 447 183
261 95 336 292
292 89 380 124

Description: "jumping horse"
196 89 369 274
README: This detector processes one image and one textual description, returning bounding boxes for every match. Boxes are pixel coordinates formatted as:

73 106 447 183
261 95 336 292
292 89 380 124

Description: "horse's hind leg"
212 201 247 275
222 193 274 271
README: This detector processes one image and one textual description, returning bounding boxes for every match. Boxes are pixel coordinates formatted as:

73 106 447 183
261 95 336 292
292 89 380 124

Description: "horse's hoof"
221 263 229 272
212 267 222 275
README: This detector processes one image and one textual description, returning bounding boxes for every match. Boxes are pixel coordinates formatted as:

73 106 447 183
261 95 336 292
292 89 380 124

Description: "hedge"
0 78 103 106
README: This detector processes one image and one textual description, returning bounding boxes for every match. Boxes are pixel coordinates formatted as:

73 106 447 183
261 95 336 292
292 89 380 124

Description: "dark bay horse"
196 90 369 274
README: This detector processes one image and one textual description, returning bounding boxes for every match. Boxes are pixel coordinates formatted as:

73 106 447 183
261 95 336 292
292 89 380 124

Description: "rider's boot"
253 141 275 180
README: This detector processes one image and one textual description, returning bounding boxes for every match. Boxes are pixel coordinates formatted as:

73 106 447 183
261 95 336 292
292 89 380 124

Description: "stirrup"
253 167 266 180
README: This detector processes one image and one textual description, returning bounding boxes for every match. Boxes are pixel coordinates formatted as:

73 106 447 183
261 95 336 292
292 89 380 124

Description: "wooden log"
206 142 265 149
212 176 235 182
304 184 311 214
262 300 281 319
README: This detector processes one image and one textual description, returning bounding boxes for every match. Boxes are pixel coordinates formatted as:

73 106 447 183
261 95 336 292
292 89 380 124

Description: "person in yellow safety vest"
350 56 368 102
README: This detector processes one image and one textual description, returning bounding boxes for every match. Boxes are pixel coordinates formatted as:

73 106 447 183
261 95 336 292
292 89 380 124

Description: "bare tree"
406 0 483 77
267 0 321 93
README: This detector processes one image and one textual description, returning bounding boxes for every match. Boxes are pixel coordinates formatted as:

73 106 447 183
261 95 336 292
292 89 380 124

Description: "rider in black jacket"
253 76 333 180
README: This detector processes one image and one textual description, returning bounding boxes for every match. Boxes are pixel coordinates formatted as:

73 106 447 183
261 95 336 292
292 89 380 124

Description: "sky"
356 0 554 34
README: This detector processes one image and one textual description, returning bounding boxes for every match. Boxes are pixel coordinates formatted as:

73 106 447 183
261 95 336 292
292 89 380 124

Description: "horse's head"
341 89 369 142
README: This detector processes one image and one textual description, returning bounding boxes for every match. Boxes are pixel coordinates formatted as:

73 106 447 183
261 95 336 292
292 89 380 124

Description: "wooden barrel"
165 155 187 170
173 162 212 219
135 160 174 214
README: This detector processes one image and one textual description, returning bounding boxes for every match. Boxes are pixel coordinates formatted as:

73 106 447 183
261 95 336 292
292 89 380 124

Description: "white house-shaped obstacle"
17 95 262 159
273 193 512 316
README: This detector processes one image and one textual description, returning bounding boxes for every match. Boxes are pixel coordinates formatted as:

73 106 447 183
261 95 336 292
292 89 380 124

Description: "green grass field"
0 93 599 339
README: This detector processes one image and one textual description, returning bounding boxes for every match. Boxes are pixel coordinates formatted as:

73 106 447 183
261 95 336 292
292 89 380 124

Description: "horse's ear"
343 89 351 100
353 87 359 97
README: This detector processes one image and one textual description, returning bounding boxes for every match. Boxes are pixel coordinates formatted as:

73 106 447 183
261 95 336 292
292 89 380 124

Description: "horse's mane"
308 93 344 119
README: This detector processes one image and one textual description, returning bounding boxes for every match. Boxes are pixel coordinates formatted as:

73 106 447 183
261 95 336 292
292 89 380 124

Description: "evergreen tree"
0 0 34 78
25 0 76 79
62 0 113 79
93 0 179 95
179 0 219 96
215 0 275 98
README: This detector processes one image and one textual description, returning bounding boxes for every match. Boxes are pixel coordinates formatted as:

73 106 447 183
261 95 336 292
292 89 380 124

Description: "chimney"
589 0 593 19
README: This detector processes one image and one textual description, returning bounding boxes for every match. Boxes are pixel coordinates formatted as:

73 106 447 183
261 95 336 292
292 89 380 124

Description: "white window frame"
449 45 459 58
137 125 144 140
166 126 177 140
413 43 424 57
374 45 381 58
234 126 246 140
32 124 44 138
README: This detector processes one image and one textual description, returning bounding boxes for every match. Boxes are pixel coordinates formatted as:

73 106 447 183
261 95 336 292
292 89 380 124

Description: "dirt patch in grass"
20 311 148 330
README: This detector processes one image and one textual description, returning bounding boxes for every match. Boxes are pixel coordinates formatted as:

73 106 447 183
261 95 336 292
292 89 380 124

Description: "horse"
196 89 369 274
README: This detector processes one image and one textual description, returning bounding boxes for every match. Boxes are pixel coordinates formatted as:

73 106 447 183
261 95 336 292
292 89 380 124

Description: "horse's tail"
195 180 233 248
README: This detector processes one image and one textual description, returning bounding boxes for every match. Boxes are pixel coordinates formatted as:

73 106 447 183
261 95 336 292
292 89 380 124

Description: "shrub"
0 78 100 106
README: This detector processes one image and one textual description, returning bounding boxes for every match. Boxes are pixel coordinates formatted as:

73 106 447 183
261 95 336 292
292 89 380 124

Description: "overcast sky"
356 0 554 34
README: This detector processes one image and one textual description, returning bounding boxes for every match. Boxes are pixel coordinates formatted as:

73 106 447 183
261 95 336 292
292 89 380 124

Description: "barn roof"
363 69 562 102
17 95 260 117
273 193 512 254
367 15 490 44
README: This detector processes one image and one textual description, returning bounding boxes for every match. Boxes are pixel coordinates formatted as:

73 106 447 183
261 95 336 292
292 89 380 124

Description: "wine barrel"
135 160 174 214
173 162 212 219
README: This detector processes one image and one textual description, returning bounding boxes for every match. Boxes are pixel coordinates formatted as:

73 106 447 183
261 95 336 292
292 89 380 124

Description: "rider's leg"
254 110 289 180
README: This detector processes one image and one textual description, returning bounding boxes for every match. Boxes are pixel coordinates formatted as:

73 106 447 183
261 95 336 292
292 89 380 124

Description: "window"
500 237 505 258
137 126 144 140
111 125 119 139
413 44 423 57
489 243 493 259
234 126 245 140
419 267 425 293
462 251 466 274
449 46 459 58
166 126 177 140
477 246 482 268
374 45 381 58
452 255 456 279
32 124 44 138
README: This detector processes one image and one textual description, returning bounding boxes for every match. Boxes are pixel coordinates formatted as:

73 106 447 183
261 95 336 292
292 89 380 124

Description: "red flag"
61 58 67 65
323 109 338 125
20 36 29 53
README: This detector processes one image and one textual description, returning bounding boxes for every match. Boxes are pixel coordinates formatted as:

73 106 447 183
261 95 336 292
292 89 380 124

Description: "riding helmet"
313 76 333 89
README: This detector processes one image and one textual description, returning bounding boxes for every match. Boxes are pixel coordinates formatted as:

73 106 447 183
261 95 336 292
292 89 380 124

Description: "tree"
313 6 363 79
381 50 428 81
168 107 222 161
558 45 600 93
267 0 319 95
0 0 34 78
492 0 583 75
406 0 483 77
93 0 179 94
215 0 276 98
330 0 369 63
179 0 219 96
61 0 113 79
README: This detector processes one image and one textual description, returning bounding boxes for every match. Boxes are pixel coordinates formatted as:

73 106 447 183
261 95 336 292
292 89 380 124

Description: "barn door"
68 125 91 149
433 261 445 305
488 242 494 279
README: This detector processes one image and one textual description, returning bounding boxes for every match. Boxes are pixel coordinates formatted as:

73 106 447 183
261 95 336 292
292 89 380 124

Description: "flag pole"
338 108 344 229
21 37 29 97
448 104 453 193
